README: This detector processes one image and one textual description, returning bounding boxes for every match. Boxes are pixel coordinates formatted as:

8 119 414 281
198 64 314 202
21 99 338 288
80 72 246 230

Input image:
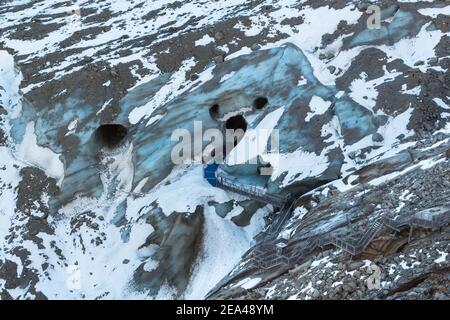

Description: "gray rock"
348 151 357 160
348 261 365 270
372 133 384 143
327 66 336 74
213 55 224 64
251 43 261 51
357 2 371 11
213 47 226 56
110 68 119 77
189 73 199 81
433 292 445 300
311 288 320 299
214 31 225 41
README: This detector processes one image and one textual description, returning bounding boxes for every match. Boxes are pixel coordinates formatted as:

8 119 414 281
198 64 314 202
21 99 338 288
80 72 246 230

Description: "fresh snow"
305 96 332 121
17 122 65 186
195 34 215 46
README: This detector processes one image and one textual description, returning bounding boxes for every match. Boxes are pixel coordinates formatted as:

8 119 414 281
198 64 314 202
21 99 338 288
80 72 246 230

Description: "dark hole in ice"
209 103 220 119
253 97 268 109
225 115 247 132
94 124 128 149
225 115 247 148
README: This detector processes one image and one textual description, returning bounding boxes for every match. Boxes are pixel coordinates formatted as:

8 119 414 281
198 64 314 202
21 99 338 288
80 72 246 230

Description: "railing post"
408 225 413 243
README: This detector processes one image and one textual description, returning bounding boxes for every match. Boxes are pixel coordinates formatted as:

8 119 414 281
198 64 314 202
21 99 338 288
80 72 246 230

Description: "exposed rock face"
0 0 449 300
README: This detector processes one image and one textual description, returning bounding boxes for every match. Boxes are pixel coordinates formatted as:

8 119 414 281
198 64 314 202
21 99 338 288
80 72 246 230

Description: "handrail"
267 201 296 235
215 172 449 270
383 209 449 231
216 175 287 206
249 209 449 270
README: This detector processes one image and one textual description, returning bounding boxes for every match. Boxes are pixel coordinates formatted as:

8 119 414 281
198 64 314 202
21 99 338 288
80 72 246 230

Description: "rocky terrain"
0 0 449 299
208 140 450 300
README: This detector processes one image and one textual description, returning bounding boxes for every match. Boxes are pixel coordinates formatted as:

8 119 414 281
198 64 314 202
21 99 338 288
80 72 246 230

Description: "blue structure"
204 162 219 187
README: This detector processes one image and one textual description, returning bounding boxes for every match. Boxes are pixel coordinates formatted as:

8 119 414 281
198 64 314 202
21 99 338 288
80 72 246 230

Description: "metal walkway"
248 208 450 270
216 175 287 207
216 174 295 238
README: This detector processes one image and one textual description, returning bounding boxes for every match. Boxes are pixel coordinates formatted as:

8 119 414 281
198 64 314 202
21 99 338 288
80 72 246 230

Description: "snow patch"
17 122 65 186
195 34 215 46
305 96 332 121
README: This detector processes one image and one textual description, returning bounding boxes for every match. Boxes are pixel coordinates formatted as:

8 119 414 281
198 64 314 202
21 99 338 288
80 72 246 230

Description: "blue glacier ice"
8 6 431 209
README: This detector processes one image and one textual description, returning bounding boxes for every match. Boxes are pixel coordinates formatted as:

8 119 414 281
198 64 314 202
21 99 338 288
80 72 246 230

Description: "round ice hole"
225 115 247 132
209 104 220 120
253 97 268 109
94 124 128 149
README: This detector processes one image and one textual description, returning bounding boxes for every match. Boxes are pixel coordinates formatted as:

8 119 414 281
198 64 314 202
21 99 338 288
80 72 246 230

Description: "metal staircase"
269 201 297 235
331 219 384 255
247 209 450 271
216 174 298 243
213 171 450 272
383 210 450 231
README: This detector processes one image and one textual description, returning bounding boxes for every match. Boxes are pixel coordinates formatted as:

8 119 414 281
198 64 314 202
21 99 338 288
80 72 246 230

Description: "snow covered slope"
0 0 449 299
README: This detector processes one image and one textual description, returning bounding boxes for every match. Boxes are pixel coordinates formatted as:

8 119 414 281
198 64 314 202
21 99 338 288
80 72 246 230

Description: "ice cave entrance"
225 115 247 132
94 124 128 149
253 96 268 109
209 103 220 120
225 114 247 149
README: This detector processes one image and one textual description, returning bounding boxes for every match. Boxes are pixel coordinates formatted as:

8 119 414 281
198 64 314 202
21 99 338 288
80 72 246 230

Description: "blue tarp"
204 162 219 187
